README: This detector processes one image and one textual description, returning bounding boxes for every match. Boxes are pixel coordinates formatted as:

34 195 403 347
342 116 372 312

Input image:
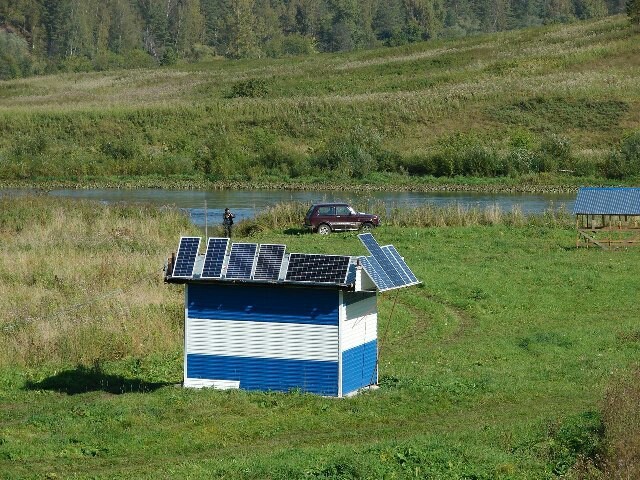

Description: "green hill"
0 15 639 186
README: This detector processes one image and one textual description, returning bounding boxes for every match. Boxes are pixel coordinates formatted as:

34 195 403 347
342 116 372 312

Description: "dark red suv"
304 203 380 234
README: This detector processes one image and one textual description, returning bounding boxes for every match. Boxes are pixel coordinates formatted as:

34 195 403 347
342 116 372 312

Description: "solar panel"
358 233 405 287
253 244 286 281
173 237 201 278
225 243 258 279
573 187 640 215
382 245 419 285
344 263 357 285
201 238 229 278
285 254 351 284
359 255 395 291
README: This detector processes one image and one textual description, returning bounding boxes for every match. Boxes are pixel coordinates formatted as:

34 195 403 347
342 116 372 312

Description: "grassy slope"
1 197 639 477
0 16 638 185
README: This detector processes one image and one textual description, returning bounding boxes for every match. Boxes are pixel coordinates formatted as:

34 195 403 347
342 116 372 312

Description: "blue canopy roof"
573 187 640 215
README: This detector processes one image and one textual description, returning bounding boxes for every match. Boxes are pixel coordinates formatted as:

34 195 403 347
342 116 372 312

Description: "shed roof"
573 187 640 215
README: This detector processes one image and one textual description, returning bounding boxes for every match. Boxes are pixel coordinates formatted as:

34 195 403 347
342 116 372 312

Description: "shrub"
227 78 270 98
312 124 383 179
101 138 142 161
602 131 640 179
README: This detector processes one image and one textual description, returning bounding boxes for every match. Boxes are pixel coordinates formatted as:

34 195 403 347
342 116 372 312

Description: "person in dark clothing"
223 207 235 237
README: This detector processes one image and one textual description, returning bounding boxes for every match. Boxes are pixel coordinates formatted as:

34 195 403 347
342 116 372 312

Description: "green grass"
1 196 639 477
0 16 638 186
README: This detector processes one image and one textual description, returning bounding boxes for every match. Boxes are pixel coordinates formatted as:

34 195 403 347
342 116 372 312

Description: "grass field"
1 196 639 478
0 16 639 185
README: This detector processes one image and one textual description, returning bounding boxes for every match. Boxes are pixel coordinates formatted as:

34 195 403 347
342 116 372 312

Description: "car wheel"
360 222 375 231
317 224 331 235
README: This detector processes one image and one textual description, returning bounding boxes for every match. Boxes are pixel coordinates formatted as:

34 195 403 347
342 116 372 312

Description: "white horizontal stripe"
187 318 339 362
341 314 377 352
184 378 240 389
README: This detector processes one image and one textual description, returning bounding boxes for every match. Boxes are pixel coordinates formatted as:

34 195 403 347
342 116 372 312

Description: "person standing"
223 207 235 237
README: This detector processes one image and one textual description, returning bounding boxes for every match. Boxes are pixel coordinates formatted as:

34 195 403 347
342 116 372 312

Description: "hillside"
0 15 639 185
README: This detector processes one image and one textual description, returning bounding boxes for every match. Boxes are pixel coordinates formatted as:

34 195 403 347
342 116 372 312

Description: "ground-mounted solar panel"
253 244 286 281
358 233 405 287
382 245 419 285
573 187 640 215
225 243 258 280
173 236 201 278
201 238 229 278
285 254 351 284
359 255 395 291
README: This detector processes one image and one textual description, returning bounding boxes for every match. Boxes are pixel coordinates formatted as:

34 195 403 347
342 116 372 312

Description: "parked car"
304 202 380 234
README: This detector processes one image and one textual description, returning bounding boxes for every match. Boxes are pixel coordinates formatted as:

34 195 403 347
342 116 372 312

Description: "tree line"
0 0 632 79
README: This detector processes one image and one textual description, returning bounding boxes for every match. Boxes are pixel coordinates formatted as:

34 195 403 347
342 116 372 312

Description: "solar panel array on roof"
173 237 201 278
285 254 351 284
226 243 258 280
573 187 640 215
201 238 229 279
358 233 420 291
253 244 286 281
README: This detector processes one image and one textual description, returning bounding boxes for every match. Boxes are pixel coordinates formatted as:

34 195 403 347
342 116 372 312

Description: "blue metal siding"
187 283 339 325
187 353 338 395
341 340 378 395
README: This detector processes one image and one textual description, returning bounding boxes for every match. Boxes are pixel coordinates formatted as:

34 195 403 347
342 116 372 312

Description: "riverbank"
0 173 631 194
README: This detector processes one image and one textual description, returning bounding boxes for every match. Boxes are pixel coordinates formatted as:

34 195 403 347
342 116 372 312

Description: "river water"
27 188 576 227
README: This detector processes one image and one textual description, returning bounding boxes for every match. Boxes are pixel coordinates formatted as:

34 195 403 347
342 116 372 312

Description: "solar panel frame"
200 237 229 279
253 244 286 281
382 245 419 285
172 236 201 278
285 253 351 284
225 243 258 280
358 233 405 287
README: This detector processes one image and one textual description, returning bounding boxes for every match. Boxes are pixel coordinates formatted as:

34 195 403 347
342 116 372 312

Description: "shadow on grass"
283 227 310 235
24 365 172 395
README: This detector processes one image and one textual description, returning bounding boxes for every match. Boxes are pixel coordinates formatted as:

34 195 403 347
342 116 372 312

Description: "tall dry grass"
601 367 640 478
247 200 572 230
0 195 196 368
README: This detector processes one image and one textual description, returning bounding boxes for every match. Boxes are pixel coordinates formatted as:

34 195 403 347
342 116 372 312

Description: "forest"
0 0 631 79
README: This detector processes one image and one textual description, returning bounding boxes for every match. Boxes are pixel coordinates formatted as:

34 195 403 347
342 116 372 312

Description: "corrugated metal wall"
341 291 378 395
185 284 340 395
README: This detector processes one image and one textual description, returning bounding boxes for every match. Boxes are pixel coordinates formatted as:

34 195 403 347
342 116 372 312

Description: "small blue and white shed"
165 234 419 397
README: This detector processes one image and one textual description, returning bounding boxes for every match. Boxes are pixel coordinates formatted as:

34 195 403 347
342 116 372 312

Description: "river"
20 188 577 227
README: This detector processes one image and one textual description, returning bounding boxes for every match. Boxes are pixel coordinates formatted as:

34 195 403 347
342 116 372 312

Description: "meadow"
1 196 639 478
0 16 639 186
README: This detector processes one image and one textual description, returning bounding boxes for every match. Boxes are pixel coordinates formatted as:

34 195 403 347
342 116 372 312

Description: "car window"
305 206 315 218
335 206 351 215
317 206 334 215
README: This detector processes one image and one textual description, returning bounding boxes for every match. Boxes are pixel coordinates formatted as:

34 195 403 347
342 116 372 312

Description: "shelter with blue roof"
574 187 640 249
164 233 420 397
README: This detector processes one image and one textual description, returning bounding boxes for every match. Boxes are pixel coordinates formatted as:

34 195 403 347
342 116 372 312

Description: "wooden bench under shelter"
574 187 640 249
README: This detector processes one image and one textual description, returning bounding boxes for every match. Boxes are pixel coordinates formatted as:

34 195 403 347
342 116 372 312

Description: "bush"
537 134 572 172
603 131 640 179
101 138 142 161
313 124 384 179
227 79 270 98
